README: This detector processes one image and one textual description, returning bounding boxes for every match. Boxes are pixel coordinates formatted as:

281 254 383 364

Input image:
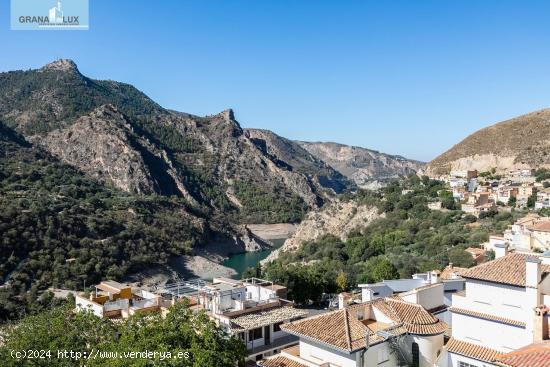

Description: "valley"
0 60 425 322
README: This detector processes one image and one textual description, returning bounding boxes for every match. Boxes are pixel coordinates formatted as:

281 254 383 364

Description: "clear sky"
1 0 550 161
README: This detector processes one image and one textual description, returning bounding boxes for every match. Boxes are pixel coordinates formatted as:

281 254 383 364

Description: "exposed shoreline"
124 223 296 287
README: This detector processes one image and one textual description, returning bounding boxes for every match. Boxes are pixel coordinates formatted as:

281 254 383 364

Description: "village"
430 168 550 217
73 171 550 367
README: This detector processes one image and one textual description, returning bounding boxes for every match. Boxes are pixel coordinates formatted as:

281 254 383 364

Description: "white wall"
298 340 356 367
361 284 393 302
448 352 498 367
401 283 444 310
455 280 530 323
451 312 530 351
413 334 444 367
362 342 398 367
245 284 277 302
75 295 103 318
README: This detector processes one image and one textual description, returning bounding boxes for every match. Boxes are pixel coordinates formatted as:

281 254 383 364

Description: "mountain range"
0 59 423 223
299 141 424 188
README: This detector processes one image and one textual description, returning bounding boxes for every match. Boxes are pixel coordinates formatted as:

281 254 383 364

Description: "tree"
448 247 474 268
359 256 399 284
336 271 348 292
0 302 246 366
508 196 517 207
527 193 537 208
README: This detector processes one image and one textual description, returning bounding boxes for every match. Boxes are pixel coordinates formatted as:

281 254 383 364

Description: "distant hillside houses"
431 167 549 216
487 214 550 253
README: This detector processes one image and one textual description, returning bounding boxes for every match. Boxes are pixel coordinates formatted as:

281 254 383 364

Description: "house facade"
436 252 550 367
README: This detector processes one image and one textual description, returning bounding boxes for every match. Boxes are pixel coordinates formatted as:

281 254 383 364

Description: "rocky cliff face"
298 141 424 188
245 129 349 194
36 105 169 195
262 200 381 263
426 109 550 175
0 60 354 224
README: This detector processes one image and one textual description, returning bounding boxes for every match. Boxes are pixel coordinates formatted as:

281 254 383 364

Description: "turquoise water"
222 238 285 279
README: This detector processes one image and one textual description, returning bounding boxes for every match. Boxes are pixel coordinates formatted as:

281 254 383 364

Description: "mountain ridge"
0 59 350 224
426 108 550 175
297 140 425 188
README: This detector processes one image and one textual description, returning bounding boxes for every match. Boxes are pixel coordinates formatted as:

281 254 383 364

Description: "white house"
259 297 447 367
359 264 465 327
156 277 307 362
436 251 550 367
502 215 550 252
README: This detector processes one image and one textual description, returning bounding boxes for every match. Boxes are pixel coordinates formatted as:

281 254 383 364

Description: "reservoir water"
222 238 285 279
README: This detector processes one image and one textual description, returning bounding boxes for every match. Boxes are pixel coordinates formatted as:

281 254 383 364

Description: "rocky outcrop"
35 105 188 197
246 128 349 194
426 109 550 175
40 59 79 73
298 141 424 188
262 200 381 263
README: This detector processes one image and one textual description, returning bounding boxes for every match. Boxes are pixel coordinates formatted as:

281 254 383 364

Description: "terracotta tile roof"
281 298 446 353
281 306 385 353
495 341 550 367
440 264 467 280
461 253 550 287
258 355 308 367
229 306 308 332
371 298 448 335
529 221 550 233
446 337 504 363
449 307 526 328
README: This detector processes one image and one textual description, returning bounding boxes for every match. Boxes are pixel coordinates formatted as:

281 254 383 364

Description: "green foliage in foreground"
264 175 526 304
0 301 246 366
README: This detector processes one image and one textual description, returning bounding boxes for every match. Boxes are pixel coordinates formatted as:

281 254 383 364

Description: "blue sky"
2 0 550 161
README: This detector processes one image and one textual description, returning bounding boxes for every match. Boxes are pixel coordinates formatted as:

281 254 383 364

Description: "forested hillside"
0 122 206 321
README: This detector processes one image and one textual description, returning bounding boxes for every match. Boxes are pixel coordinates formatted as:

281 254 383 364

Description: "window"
273 322 283 332
377 347 389 364
412 342 419 367
458 362 478 367
248 327 262 341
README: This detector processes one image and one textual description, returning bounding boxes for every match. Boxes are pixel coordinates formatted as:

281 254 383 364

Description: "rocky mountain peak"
220 108 235 121
40 59 79 73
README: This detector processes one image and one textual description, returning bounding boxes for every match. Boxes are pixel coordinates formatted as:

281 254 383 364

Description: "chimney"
534 305 549 342
338 293 350 309
430 270 441 284
362 288 374 303
526 257 542 289
494 243 509 259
